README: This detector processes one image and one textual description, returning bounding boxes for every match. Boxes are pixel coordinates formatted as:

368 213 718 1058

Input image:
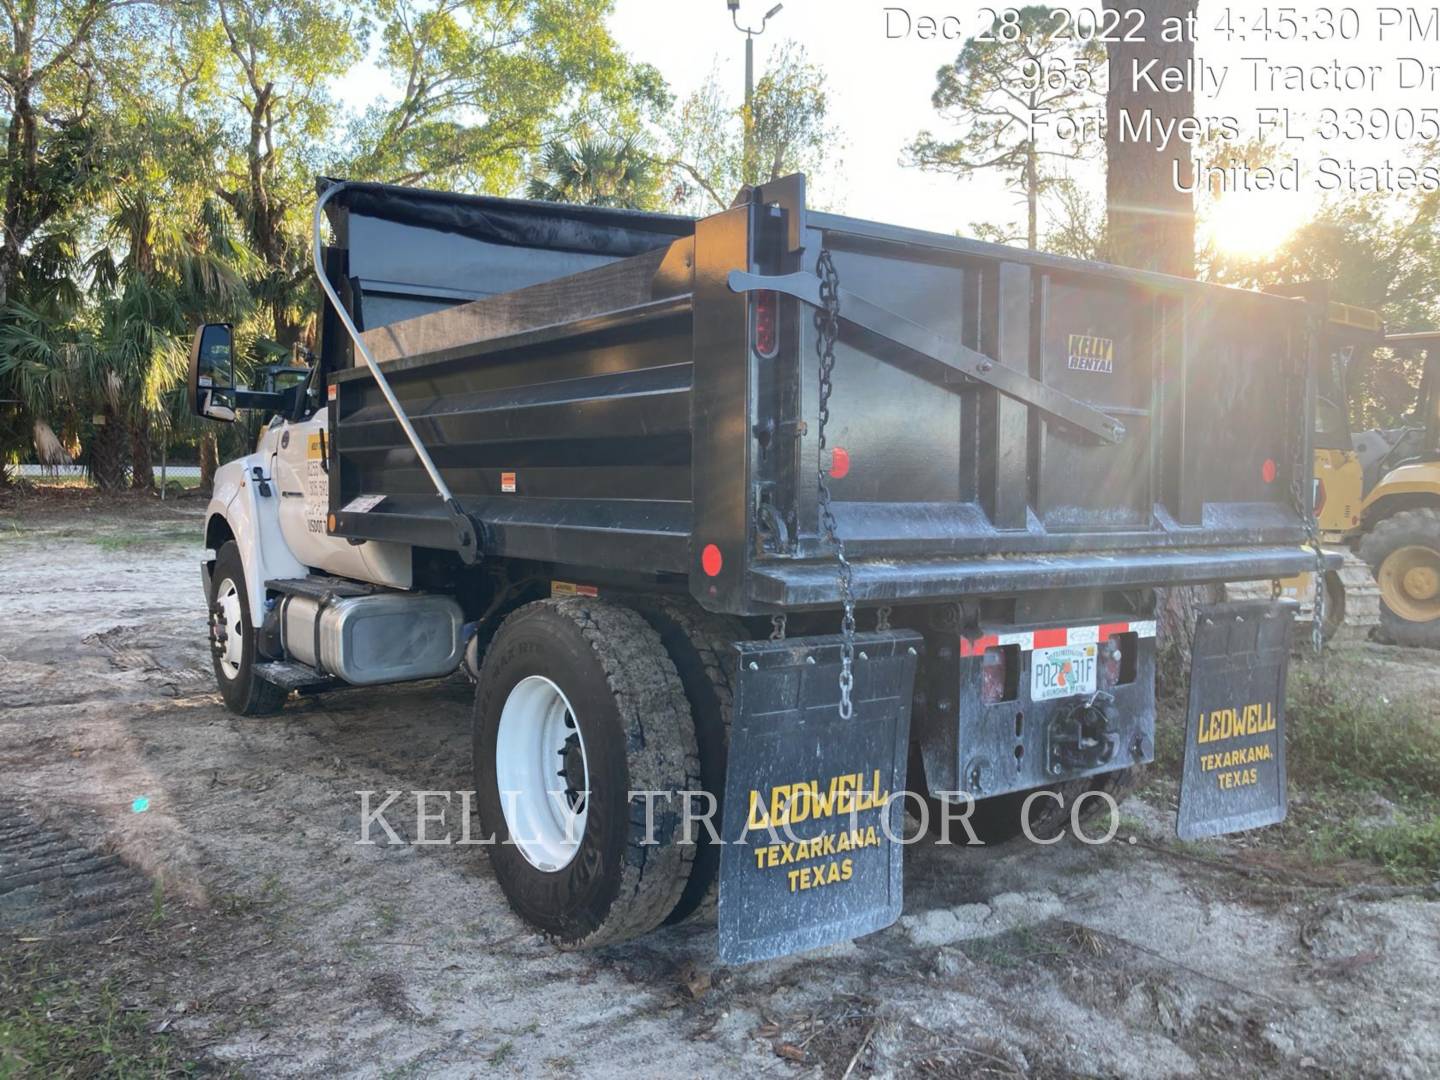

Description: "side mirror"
189 324 237 422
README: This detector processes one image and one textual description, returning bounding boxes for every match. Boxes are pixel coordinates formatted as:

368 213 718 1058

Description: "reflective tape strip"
961 619 1156 655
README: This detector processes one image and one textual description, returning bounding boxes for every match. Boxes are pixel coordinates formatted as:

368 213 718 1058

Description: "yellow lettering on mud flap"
1196 701 1277 744
747 770 887 830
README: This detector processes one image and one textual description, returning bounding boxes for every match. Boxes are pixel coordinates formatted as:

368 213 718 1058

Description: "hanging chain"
876 605 892 632
814 248 858 720
770 613 787 641
1292 475 1327 660
1293 310 1327 662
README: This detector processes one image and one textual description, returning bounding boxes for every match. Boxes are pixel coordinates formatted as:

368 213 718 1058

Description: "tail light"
980 645 1020 703
1099 632 1138 688
754 290 779 358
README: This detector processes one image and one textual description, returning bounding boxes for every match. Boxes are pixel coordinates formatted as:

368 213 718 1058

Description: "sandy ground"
2 494 1439 1079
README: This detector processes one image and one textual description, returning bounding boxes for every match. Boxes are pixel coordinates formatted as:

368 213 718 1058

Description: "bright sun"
1202 190 1309 260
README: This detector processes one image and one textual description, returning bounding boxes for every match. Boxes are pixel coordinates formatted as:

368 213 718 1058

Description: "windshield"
1314 344 1354 449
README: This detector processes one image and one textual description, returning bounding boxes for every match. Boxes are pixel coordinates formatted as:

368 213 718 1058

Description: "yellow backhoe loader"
1270 310 1440 646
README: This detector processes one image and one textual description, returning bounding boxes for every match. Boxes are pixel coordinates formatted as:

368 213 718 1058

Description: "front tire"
208 541 287 716
474 598 701 948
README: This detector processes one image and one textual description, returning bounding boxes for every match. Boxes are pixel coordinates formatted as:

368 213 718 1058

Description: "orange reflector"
1262 459 1277 484
327 513 336 532
701 544 723 577
829 446 851 479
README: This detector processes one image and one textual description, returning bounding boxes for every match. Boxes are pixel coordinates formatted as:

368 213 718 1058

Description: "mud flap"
1177 600 1295 841
717 630 923 964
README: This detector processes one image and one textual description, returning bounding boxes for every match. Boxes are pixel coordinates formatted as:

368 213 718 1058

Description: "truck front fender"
204 455 306 625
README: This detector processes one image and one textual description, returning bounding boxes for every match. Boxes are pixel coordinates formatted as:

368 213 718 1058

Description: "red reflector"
1262 458 1277 484
754 290 779 358
829 446 851 479
701 544 723 577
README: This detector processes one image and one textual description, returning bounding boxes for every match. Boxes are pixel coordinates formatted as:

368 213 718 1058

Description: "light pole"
727 0 783 183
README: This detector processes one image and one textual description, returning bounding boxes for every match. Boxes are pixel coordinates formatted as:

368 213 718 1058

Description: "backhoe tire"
207 541 288 716
473 598 702 949
1361 509 1440 649
628 597 744 925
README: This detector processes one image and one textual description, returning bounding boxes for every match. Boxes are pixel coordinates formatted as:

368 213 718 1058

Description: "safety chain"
1292 475 1327 660
814 248 858 719
770 613 787 641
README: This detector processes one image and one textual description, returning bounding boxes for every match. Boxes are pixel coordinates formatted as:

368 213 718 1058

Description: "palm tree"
0 191 255 492
526 135 661 210
86 190 253 489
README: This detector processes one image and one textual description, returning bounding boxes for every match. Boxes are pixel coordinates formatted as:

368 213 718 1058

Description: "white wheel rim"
214 577 244 679
495 676 589 872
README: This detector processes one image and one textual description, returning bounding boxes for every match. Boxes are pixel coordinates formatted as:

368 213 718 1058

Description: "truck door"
270 413 413 588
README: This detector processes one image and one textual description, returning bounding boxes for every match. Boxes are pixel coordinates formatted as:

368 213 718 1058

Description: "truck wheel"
208 542 288 716
628 597 744 925
1361 509 1440 648
473 598 701 948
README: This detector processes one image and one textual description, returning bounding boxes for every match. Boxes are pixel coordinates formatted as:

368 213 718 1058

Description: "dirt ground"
2 491 1439 1079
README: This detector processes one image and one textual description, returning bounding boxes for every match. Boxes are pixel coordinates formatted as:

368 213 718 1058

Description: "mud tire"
627 597 744 925
473 598 702 948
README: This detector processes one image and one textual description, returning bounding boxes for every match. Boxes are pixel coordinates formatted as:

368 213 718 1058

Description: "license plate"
1031 643 1098 701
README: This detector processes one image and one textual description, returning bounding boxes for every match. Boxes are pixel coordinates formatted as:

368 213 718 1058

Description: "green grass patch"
92 530 194 553
0 957 199 1078
1285 670 1440 799
1311 813 1440 885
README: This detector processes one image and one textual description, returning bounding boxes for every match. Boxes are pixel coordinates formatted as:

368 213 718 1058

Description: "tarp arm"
312 182 482 563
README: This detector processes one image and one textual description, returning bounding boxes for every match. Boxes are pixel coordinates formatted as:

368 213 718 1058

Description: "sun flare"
1202 190 1308 261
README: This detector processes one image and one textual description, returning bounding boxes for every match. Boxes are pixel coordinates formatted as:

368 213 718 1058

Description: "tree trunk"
1104 0 1210 674
199 431 219 494
1103 0 1197 277
129 413 154 490
89 409 128 492
1025 141 1039 250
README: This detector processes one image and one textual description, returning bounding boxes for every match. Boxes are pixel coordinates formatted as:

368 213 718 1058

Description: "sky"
609 1 1430 257
334 2 1430 258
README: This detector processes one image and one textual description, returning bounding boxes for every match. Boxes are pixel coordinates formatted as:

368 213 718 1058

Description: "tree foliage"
906 5 1101 249
666 43 836 214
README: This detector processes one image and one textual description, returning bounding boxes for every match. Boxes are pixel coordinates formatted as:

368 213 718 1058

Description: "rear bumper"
750 545 1343 608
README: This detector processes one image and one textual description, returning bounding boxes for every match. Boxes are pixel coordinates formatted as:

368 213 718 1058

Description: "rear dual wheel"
473 598 703 948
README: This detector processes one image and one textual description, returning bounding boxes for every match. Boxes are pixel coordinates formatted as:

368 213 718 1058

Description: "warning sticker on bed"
341 494 386 513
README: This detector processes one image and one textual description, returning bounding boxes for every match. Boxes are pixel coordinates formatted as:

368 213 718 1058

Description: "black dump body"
319 177 1321 617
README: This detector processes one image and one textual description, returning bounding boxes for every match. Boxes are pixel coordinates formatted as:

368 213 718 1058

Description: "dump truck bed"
319 179 1320 615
